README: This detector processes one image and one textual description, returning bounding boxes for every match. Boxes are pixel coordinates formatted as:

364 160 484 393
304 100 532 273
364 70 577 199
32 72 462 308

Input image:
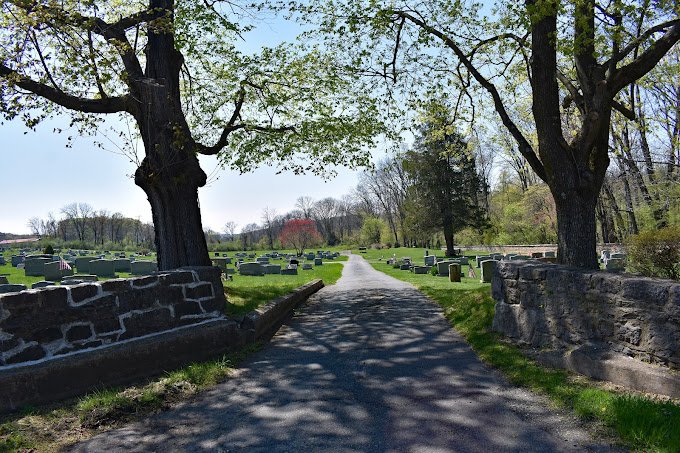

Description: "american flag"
59 259 72 271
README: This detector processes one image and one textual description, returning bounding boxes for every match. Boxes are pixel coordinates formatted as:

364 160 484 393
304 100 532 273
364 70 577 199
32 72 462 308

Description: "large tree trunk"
443 217 455 257
554 190 599 268
130 0 210 270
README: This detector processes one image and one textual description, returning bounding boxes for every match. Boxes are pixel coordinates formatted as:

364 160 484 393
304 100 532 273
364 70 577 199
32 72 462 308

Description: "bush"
43 244 55 255
627 227 680 280
430 265 438 276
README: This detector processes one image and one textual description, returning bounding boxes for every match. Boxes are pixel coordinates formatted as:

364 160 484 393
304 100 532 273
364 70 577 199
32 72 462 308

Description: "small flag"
59 259 72 271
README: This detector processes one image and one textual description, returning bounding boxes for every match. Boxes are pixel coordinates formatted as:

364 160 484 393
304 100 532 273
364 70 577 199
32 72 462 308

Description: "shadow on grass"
225 285 298 316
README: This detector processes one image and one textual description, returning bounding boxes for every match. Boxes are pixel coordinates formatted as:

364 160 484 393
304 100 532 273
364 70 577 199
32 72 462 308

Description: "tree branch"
0 63 129 114
392 9 547 182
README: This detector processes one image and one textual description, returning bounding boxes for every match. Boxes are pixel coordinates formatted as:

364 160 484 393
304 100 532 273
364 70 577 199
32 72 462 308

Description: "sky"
0 9 390 236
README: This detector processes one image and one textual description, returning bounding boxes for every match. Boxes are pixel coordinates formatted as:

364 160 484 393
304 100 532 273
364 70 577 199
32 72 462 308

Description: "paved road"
71 254 618 452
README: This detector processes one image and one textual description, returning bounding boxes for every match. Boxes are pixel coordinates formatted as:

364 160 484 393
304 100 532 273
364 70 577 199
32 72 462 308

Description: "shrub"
626 227 680 280
43 244 55 255
430 265 438 276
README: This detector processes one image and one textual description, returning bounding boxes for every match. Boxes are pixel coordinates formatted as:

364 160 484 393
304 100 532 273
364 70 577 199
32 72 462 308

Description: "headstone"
61 279 85 286
449 263 461 282
214 252 220 257
256 257 270 264
480 260 495 283
543 251 556 258
32 281 55 289
510 255 531 260
239 262 265 276
412 266 429 274
130 260 158 275
456 256 470 266
306 253 315 260
359 247 367 253
606 258 625 272
601 250 611 261
0 284 27 293
538 257 557 263
225 267 236 275
610 253 626 260
89 259 116 278
70 274 98 282
531 252 543 259
437 261 454 277
289 259 300 265
424 255 436 266
224 257 232 264
113 258 132 273
399 264 410 271
281 267 298 275
75 257 98 274
0 276 8 284
0 256 5 266
476 256 490 267
212 258 228 270
262 264 281 274
504 254 518 260
302 263 313 270
314 258 323 266
44 261 74 281
24 257 51 276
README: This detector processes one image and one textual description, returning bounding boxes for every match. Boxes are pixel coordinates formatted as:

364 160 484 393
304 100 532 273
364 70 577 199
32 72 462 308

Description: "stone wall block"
185 282 214 300
5 343 46 364
591 273 622 294
620 278 670 306
491 273 505 302
119 308 174 340
175 301 203 318
158 271 195 286
65 324 94 342
617 322 642 346
131 275 159 288
101 279 132 293
70 284 100 305
496 262 519 280
92 315 123 335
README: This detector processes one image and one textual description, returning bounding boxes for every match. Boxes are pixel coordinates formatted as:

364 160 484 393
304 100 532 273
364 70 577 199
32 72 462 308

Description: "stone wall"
492 261 680 370
0 267 225 366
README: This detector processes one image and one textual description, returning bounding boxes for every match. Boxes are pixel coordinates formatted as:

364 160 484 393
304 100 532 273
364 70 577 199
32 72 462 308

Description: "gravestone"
480 260 495 283
538 257 557 263
224 267 236 275
504 253 517 260
75 257 98 274
256 257 270 264
476 256 490 267
224 257 232 264
531 252 543 258
456 256 470 266
61 279 85 286
32 281 55 289
606 258 625 272
437 261 454 277
113 258 132 273
314 258 323 266
0 256 5 265
262 264 281 274
44 261 74 281
281 267 298 275
239 262 265 276
424 255 436 266
0 276 8 284
306 253 315 260
399 264 410 271
601 250 611 261
89 259 116 278
543 251 556 258
212 258 228 270
130 260 158 275
449 263 461 282
70 274 99 282
610 253 626 260
412 266 429 274
359 247 367 253
24 257 51 276
302 263 313 270
510 255 531 260
490 253 504 260
289 259 300 266
0 284 27 293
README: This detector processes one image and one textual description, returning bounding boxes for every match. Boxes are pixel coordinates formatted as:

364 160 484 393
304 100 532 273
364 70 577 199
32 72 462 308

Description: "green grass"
361 251 680 452
224 262 344 316
0 344 260 453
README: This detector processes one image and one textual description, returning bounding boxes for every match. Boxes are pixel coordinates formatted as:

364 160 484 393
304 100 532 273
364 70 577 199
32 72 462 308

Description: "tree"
295 0 680 268
223 221 238 242
279 218 322 256
403 101 485 256
61 202 93 242
1 1 384 270
261 207 278 249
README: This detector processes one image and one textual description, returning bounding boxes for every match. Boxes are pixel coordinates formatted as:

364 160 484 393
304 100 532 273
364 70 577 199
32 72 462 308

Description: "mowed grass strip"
224 261 344 316
357 248 680 452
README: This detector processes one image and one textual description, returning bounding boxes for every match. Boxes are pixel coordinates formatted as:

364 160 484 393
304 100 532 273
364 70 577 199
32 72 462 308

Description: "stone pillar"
449 263 461 282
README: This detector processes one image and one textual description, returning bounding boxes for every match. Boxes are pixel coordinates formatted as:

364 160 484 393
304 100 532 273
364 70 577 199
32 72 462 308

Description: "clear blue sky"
0 10 388 235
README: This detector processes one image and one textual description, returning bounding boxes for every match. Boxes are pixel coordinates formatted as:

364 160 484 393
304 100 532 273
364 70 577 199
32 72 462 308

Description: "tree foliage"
279 218 322 256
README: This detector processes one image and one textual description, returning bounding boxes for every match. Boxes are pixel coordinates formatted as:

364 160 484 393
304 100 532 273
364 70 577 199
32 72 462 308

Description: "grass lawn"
357 247 680 452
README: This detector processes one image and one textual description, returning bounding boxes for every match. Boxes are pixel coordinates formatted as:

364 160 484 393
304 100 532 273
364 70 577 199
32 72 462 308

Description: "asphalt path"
70 254 619 452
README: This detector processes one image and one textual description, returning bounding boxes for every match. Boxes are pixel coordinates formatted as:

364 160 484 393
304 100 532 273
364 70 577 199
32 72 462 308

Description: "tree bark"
554 191 598 268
